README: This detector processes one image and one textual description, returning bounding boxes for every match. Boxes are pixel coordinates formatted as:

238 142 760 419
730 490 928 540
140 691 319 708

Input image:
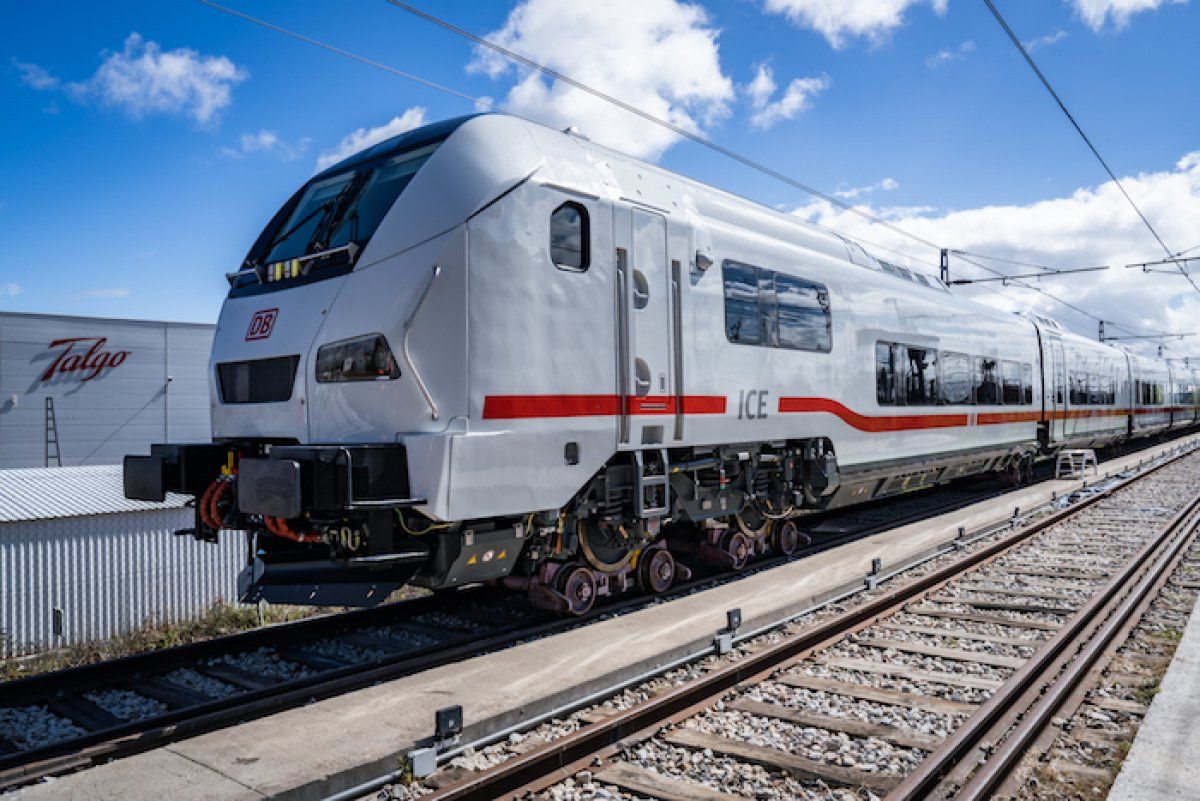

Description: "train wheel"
578 519 637 573
637 547 676 594
556 565 597 616
721 530 752 571
773 519 808 557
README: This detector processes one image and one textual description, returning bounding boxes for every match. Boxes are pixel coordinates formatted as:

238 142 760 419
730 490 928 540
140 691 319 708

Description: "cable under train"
123 113 1200 613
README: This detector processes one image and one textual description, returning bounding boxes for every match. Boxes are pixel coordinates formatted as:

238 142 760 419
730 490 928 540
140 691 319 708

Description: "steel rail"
0 469 1028 790
886 489 1200 800
941 492 1200 798
418 447 1194 801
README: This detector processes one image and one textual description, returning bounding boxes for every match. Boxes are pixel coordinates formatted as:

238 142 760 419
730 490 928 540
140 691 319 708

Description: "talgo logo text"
41 337 131 382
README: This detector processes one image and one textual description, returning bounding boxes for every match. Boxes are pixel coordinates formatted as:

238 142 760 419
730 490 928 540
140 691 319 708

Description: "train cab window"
724 261 762 345
550 202 589 271
974 357 1000 405
1000 361 1021 405
941 352 972 405
1088 374 1101 405
876 343 897 405
1022 363 1034 405
776 274 832 352
906 347 938 405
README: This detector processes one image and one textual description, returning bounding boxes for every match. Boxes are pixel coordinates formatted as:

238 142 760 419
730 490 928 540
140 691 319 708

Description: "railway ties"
416 446 1200 801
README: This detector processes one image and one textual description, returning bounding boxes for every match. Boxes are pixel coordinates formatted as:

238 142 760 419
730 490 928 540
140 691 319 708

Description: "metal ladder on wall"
44 397 62 467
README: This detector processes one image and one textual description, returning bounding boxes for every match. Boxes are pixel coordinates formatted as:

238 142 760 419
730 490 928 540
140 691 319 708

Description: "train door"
614 205 675 446
1047 336 1067 443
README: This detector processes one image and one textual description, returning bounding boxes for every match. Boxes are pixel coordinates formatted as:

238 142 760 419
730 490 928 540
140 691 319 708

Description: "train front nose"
211 279 346 443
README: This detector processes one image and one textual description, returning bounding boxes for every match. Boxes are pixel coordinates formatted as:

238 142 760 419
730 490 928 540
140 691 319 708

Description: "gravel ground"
853 627 1038 660
686 709 924 776
620 738 875 800
0 705 86 750
362 625 441 650
84 688 167 721
828 641 1013 681
162 667 238 700
745 680 963 736
208 647 312 682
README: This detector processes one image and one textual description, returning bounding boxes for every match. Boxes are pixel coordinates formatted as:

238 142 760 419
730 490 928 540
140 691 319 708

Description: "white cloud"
24 33 248 126
469 0 734 160
315 107 428 171
1025 29 1068 50
743 65 830 130
763 0 949 49
220 129 309 162
835 177 900 199
1068 0 1187 32
2 283 21 297
794 152 1200 352
13 59 59 90
926 40 975 69
81 288 131 298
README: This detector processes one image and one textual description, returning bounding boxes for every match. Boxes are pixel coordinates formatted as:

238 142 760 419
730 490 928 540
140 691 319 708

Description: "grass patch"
0 601 318 683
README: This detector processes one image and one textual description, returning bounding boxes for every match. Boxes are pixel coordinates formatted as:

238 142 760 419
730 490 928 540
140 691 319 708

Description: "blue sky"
2 0 1197 350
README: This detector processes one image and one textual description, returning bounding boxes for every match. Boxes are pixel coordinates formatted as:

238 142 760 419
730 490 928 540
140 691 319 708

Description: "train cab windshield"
230 138 445 294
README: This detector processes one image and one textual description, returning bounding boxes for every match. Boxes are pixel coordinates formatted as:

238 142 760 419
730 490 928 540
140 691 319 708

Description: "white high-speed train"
124 113 1200 612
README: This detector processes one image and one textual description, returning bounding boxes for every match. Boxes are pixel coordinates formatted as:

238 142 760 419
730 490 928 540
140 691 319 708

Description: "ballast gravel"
0 705 86 750
163 667 237 700
84 688 167 721
745 680 962 737
209 647 311 682
686 710 924 776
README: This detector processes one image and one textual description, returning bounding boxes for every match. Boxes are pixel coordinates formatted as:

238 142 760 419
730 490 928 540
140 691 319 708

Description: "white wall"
0 312 214 468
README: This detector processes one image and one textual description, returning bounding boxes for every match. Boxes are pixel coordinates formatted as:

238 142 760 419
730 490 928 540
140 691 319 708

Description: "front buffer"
124 443 523 606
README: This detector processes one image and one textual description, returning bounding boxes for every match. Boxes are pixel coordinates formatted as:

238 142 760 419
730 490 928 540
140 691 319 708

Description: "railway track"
405 446 1200 801
0 456 1048 791
0 437 1189 792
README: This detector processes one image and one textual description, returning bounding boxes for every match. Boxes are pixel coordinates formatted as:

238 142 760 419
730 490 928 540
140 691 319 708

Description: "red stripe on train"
481 394 726 419
776 397 968 432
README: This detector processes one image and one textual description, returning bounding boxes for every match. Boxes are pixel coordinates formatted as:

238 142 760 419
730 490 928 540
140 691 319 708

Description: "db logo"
246 309 279 341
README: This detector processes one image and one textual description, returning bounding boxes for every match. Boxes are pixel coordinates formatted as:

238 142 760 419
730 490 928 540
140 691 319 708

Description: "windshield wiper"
263 200 334 258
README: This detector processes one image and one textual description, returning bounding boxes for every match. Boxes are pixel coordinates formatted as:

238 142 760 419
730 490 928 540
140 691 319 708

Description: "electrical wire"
979 0 1197 294
379 0 948 253
197 0 1179 351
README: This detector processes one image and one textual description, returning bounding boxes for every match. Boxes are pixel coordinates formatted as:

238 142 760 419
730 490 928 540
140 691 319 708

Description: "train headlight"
315 335 401 382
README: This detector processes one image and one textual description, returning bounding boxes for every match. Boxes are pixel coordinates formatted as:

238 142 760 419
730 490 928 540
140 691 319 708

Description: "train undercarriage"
125 436 1034 613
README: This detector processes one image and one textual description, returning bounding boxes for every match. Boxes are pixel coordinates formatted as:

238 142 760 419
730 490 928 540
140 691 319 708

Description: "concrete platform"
1108 564 1200 799
15 434 1200 801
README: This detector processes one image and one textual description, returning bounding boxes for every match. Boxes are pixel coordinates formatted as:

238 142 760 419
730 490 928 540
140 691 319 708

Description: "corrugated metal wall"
0 511 243 657
0 311 214 469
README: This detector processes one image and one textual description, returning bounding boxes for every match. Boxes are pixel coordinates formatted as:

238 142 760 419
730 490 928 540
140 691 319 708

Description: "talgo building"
0 311 214 468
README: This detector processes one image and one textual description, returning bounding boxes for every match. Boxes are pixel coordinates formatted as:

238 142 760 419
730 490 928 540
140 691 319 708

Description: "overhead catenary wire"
197 0 1180 352
979 0 1197 294
379 0 952 253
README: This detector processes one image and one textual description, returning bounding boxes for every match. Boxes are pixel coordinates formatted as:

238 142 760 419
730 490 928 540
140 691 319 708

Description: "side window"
941 352 972 405
724 261 832 353
776 274 832 352
906 347 938 405
1071 373 1088 405
1022 363 1034 405
1102 374 1114 405
975 357 1000 405
758 270 779 346
876 342 896 405
1001 361 1021 405
1088 373 1101 405
723 261 762 345
549 202 589 271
